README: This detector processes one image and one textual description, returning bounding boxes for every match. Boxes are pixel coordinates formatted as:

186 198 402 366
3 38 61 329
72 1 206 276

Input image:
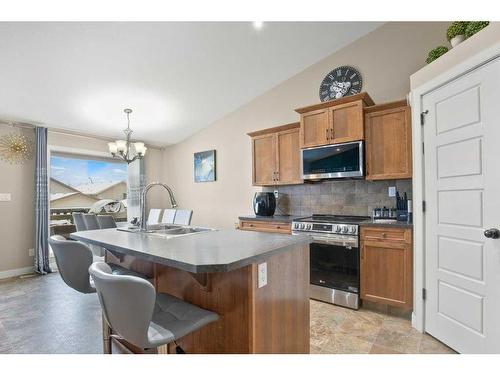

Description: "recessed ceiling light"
253 21 264 30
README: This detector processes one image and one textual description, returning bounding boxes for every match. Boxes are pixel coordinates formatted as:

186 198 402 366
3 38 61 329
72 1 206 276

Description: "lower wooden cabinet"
360 226 413 309
239 220 291 234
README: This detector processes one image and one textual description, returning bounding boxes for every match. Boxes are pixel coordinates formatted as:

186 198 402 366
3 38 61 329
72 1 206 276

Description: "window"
49 153 128 228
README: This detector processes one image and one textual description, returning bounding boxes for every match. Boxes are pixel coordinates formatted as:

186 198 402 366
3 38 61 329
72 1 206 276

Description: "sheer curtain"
34 126 51 274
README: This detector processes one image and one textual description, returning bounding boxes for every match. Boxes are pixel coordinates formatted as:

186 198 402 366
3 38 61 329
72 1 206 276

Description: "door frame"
409 42 500 333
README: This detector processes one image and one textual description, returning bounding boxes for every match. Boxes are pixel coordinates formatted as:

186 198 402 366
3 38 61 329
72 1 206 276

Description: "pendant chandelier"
108 108 147 164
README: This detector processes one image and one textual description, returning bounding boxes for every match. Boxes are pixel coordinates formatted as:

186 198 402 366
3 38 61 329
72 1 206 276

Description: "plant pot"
450 35 465 48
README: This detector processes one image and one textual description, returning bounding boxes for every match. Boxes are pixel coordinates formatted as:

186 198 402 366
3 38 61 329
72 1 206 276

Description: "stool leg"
102 314 112 354
157 343 170 354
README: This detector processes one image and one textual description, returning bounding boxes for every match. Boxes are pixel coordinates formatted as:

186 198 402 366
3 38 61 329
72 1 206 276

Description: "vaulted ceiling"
0 22 382 146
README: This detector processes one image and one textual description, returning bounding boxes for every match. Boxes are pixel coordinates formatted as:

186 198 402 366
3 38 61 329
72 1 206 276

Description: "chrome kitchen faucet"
140 182 177 231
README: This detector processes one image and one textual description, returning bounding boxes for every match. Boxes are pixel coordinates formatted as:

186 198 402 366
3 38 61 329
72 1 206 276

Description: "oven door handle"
312 236 358 248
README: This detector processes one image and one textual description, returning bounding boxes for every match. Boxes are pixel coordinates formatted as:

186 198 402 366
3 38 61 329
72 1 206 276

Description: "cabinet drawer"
360 227 411 244
239 220 291 234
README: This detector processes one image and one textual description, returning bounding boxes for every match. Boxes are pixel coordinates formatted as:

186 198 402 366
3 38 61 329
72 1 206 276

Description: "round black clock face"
319 66 363 102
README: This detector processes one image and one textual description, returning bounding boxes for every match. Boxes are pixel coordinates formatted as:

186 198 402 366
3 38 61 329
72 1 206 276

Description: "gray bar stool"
97 215 117 229
49 235 148 294
82 214 105 256
83 214 100 230
89 262 219 354
72 212 87 231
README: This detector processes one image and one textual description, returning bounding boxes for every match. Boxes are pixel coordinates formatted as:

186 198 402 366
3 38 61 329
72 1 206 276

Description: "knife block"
396 210 408 222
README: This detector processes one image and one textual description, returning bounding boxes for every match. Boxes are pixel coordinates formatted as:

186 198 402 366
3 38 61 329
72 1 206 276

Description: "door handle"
484 228 500 239
326 128 329 140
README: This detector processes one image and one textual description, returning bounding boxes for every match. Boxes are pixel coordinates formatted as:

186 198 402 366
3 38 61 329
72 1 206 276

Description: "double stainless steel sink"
117 224 215 239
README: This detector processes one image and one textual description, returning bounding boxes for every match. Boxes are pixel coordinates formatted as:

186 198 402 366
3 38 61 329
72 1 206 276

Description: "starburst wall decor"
0 131 34 164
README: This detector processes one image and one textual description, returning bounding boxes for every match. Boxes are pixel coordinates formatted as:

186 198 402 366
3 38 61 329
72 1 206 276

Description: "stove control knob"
306 224 312 230
300 223 305 230
348 226 356 234
341 226 348 233
335 225 342 233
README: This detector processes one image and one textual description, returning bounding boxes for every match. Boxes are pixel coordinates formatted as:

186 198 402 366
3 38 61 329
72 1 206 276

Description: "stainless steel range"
292 214 370 309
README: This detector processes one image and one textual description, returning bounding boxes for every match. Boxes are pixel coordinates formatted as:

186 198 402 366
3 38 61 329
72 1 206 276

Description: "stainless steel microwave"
301 141 364 180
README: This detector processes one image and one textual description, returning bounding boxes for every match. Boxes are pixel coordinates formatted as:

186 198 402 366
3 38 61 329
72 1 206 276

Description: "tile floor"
0 273 455 354
310 299 455 354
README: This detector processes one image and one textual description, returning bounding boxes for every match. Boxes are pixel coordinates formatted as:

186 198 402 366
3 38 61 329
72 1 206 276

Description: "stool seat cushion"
147 293 219 347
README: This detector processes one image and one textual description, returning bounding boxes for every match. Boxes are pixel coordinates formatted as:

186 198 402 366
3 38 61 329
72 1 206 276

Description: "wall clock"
319 66 362 102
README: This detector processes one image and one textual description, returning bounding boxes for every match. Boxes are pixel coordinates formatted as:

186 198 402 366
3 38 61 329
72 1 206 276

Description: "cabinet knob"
382 233 387 238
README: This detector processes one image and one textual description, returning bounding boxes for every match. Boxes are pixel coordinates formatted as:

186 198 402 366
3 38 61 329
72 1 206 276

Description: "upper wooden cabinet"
248 123 302 186
252 133 276 185
365 101 412 180
295 93 374 148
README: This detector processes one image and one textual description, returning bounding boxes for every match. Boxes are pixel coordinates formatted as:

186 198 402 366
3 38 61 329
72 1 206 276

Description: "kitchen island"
71 227 311 354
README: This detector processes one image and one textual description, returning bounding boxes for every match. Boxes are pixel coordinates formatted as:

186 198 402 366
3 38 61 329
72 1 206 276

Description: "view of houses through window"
49 153 128 236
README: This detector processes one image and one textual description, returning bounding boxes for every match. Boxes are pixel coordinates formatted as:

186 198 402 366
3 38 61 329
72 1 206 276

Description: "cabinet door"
329 100 364 143
300 108 329 148
276 128 302 185
360 240 413 309
252 134 276 185
365 106 412 180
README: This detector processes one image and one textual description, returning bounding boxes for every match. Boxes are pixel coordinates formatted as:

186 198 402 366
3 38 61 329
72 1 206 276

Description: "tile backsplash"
265 179 412 217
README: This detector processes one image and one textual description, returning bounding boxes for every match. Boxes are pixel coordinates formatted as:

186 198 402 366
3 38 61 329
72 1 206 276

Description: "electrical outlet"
258 262 268 288
0 193 11 201
388 186 396 197
273 190 279 199
28 248 34 257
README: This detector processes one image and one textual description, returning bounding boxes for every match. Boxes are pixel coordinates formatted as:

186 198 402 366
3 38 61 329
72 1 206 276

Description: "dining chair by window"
97 215 117 229
72 212 87 231
82 213 104 256
83 214 100 230
173 209 193 226
161 209 177 224
147 209 162 226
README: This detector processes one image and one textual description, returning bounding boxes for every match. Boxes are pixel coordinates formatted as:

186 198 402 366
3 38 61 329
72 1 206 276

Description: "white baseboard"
0 266 35 280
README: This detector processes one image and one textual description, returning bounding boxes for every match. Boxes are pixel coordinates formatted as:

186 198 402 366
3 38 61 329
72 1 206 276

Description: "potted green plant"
465 21 490 38
426 46 449 64
447 21 469 47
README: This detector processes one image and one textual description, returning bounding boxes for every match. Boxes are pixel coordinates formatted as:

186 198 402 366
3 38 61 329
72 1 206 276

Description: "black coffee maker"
253 192 276 217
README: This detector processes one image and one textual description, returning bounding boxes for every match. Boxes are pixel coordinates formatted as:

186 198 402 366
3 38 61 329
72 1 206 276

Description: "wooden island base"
104 243 310 354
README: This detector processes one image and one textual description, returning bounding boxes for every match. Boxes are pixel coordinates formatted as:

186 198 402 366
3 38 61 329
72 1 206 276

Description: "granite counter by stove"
71 227 311 274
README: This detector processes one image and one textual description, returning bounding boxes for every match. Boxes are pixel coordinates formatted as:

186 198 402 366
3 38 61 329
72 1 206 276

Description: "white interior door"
423 57 500 353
